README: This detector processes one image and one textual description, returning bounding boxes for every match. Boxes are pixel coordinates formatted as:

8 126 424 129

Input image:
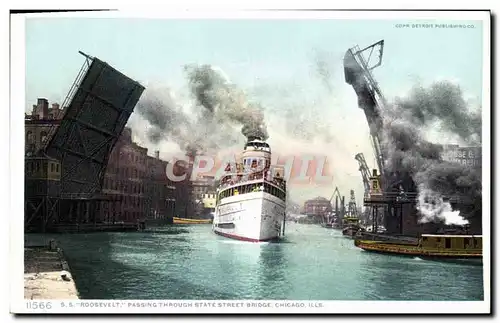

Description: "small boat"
342 216 363 238
173 217 212 225
354 234 482 265
342 225 363 237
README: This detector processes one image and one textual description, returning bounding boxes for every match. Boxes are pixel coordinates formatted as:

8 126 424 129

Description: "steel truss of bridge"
25 51 145 232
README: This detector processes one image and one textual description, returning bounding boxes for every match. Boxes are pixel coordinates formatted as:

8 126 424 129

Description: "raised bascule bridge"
344 40 480 236
25 51 145 233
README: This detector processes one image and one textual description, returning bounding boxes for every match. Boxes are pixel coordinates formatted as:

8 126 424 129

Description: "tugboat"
354 234 482 265
212 136 287 242
342 216 363 238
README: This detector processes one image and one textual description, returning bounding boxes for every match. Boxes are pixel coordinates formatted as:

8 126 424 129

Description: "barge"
355 234 482 265
173 217 212 225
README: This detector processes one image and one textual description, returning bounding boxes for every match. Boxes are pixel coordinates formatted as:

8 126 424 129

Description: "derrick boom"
355 153 372 194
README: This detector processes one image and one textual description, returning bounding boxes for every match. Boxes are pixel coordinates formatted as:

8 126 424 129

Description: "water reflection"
256 242 288 299
25 224 484 301
359 252 484 300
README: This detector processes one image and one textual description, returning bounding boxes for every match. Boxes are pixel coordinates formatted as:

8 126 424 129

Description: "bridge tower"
25 51 145 232
344 41 418 235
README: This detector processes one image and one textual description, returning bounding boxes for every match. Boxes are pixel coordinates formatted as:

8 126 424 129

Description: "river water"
27 223 484 300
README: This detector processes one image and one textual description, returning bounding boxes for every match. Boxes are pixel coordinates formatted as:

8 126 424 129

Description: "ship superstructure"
212 136 287 242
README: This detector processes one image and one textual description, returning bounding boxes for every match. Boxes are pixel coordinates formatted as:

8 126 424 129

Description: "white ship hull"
212 191 286 242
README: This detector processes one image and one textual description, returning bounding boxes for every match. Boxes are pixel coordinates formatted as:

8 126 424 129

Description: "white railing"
218 172 286 192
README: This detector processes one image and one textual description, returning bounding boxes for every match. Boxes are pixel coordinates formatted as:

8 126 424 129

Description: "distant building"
442 144 482 168
191 174 216 218
25 98 65 156
201 193 216 218
192 175 216 200
303 197 332 222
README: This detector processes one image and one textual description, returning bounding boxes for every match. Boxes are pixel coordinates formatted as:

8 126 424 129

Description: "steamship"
212 136 287 242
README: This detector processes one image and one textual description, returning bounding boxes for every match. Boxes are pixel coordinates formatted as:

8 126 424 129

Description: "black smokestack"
246 135 262 142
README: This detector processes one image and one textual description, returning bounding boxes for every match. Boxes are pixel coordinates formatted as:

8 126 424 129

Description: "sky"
25 15 485 205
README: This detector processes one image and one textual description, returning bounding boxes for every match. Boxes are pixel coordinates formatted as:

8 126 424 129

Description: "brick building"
171 159 195 218
98 127 181 223
303 197 332 222
25 98 65 156
144 151 176 221
25 98 185 225
100 128 147 222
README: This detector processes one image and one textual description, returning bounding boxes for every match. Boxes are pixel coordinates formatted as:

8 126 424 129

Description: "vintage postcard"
10 8 490 315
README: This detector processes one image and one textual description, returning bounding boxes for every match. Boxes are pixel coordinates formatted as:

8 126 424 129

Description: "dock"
27 222 146 233
24 239 79 300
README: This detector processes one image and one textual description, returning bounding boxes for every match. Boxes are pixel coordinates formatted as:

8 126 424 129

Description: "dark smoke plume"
380 80 482 228
134 65 269 157
393 81 481 145
185 64 269 141
135 91 194 147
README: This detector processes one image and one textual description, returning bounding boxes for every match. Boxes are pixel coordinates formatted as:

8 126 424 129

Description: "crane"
355 153 372 194
355 152 375 225
327 186 345 224
347 190 358 217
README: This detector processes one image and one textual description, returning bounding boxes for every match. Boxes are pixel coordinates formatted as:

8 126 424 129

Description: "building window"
40 131 48 144
26 131 34 144
50 163 54 172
